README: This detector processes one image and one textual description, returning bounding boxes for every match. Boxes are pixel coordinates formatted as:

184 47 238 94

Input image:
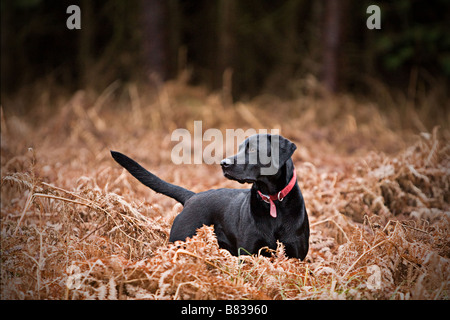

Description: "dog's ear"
270 134 297 169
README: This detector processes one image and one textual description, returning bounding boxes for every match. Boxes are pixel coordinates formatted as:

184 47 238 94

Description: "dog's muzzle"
220 158 232 168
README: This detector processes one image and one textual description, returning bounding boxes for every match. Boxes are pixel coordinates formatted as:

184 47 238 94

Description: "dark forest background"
1 0 449 110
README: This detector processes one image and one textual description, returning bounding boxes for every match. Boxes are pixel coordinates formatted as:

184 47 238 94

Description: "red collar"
257 169 297 218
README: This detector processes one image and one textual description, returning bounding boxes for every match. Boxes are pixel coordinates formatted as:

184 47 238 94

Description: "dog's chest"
239 216 295 251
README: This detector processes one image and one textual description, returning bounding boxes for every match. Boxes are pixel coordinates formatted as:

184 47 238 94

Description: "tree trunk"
215 0 235 102
78 0 93 88
142 0 168 81
322 0 343 93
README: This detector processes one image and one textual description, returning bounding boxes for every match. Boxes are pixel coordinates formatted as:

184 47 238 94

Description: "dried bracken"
1 82 449 300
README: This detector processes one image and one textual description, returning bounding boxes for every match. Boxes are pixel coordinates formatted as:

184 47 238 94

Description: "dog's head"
220 134 297 184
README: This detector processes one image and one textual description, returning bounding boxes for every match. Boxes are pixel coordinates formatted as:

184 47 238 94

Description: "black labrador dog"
111 134 309 259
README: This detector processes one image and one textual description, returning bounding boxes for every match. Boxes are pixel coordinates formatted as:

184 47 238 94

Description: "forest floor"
1 79 449 299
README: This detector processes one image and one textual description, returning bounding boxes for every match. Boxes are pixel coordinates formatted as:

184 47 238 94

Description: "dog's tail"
111 151 195 205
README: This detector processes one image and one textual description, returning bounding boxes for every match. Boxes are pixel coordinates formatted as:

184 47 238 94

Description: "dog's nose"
220 158 232 167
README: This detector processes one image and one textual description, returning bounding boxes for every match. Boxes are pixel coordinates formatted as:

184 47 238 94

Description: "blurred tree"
1 0 12 93
1 0 448 106
374 0 450 82
78 0 93 88
141 0 169 81
215 0 236 92
322 0 345 93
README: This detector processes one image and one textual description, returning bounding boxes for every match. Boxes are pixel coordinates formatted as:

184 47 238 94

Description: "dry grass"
1 78 449 299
